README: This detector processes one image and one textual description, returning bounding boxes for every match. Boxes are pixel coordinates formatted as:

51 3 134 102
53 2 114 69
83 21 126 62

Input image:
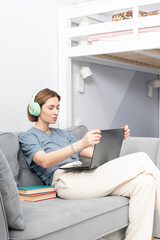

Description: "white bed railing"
68 14 160 39
60 0 160 57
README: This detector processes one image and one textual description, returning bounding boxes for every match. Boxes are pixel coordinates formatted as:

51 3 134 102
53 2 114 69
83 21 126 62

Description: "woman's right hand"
80 129 102 149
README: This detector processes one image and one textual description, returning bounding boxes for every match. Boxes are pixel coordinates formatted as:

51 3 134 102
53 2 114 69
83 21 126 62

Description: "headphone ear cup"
29 102 41 116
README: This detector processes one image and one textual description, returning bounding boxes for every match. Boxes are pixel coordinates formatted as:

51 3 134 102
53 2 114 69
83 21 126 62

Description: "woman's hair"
27 88 61 122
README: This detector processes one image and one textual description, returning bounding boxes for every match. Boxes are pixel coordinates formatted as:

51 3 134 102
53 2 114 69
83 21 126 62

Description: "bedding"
112 11 147 21
112 10 160 21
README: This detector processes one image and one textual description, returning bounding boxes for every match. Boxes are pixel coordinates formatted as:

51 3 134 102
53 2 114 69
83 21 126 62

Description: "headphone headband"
32 89 43 99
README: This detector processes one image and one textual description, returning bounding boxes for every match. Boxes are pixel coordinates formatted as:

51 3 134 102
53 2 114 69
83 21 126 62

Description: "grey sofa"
0 125 160 240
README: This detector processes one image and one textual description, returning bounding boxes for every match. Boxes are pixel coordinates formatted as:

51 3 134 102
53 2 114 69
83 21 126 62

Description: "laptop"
60 128 124 170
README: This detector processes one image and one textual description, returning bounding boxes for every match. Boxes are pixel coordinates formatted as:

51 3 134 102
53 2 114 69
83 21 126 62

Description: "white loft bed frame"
58 0 160 131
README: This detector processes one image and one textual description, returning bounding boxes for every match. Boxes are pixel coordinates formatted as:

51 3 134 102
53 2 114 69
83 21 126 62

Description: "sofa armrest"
0 191 9 240
120 137 160 164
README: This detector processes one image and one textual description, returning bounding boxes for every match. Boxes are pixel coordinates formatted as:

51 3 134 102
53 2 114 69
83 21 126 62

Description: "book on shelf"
18 185 56 195
19 191 57 202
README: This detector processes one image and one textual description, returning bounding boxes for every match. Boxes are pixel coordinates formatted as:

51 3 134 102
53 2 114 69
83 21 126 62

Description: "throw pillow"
0 150 25 230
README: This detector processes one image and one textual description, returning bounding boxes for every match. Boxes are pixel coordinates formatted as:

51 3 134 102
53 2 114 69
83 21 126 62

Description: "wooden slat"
94 50 160 70
145 49 160 55
107 52 160 66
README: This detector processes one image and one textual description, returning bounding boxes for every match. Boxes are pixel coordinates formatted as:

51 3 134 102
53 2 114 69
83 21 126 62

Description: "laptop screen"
91 128 124 168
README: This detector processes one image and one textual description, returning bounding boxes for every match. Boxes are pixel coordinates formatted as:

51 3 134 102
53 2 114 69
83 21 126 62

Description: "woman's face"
39 97 60 124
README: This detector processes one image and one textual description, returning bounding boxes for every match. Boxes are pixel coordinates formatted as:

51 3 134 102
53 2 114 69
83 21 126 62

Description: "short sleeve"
19 132 43 166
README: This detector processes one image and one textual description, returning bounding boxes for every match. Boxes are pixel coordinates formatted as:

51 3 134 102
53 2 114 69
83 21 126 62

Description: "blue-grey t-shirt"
19 127 79 185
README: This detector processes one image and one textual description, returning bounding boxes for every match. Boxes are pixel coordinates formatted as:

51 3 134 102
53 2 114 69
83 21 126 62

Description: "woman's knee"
133 151 150 160
133 152 153 166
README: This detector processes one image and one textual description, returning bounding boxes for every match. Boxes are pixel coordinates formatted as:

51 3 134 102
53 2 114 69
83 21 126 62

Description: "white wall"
0 0 71 132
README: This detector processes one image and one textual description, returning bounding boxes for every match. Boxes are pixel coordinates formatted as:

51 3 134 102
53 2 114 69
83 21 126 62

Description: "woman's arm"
79 147 94 159
33 129 101 168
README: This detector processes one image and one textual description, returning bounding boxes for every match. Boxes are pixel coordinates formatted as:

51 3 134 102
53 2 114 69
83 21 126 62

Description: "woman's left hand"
123 125 130 140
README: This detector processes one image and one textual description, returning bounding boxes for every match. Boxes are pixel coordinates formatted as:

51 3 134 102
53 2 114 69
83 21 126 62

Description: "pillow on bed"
112 10 147 21
0 149 25 230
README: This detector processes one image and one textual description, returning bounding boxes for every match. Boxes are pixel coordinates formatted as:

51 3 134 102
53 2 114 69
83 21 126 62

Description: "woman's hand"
123 125 130 140
80 129 102 149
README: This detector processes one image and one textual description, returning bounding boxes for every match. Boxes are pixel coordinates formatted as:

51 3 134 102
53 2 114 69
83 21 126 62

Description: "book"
18 185 56 195
19 191 57 202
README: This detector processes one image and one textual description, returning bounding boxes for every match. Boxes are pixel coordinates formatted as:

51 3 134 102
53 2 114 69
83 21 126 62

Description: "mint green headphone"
29 89 42 116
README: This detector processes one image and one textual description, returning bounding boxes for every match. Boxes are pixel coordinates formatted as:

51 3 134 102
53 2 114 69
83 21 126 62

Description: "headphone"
29 89 42 116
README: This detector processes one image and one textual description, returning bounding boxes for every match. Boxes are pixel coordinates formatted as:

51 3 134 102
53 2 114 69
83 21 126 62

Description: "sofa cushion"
0 132 20 184
66 125 88 140
0 150 25 230
0 190 9 240
11 132 44 187
18 148 44 187
9 196 129 240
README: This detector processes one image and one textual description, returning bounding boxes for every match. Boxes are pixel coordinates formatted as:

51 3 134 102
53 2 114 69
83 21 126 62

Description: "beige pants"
52 152 160 240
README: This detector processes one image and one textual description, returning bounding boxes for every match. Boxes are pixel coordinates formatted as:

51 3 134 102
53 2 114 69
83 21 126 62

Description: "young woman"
20 88 160 240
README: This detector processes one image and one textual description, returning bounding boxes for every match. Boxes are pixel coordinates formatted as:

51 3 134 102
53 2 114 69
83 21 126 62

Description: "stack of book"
18 185 57 202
